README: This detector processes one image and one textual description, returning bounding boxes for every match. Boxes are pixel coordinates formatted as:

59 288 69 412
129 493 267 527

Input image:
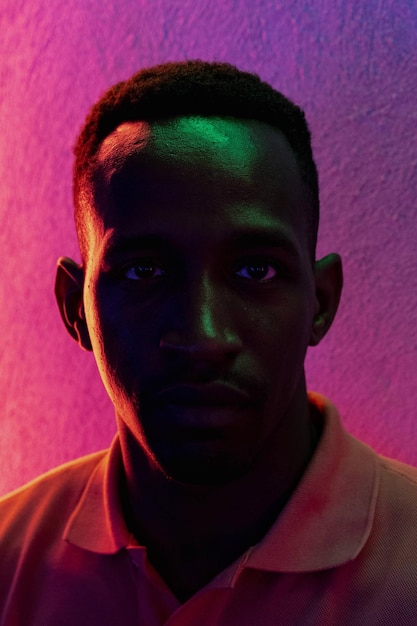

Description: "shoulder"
375 453 417 515
0 450 108 544
378 453 417 483
360 451 417 588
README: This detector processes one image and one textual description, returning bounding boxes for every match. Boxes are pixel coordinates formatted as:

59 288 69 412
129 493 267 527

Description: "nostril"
159 331 242 362
159 335 241 383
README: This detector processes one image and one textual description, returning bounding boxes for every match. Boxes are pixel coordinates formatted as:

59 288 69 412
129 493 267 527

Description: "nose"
159 274 242 365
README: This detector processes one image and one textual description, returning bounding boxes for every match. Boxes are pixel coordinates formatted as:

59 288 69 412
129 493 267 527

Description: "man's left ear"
309 253 343 346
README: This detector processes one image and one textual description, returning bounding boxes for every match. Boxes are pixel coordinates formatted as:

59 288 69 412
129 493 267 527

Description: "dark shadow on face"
57 116 342 485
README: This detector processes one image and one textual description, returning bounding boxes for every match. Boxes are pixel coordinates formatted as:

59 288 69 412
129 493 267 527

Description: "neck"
117 387 318 601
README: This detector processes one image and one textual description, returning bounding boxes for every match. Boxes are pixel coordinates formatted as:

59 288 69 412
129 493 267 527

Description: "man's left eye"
235 261 277 282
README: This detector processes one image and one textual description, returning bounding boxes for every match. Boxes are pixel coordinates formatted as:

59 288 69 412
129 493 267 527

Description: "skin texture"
55 116 342 600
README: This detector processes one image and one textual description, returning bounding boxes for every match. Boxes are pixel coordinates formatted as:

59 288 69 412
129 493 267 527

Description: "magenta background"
0 0 416 495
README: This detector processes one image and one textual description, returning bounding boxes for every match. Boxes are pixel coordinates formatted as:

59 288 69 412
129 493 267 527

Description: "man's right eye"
123 263 165 280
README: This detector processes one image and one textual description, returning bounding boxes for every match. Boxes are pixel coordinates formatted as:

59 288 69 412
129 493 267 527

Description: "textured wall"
0 0 416 494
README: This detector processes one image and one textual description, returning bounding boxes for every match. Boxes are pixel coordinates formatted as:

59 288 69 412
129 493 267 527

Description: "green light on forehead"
153 116 259 173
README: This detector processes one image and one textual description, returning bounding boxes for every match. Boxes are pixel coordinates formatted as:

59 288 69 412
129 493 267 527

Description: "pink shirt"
1 393 417 624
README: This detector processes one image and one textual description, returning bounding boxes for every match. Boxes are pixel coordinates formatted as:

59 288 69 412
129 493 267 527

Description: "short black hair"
73 60 319 260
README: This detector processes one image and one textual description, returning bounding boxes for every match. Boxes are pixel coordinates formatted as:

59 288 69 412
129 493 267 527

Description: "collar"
245 392 379 572
64 435 133 553
64 393 379 573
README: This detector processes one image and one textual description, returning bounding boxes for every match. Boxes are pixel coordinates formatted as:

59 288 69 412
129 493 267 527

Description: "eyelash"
234 258 279 282
123 263 165 281
119 257 282 284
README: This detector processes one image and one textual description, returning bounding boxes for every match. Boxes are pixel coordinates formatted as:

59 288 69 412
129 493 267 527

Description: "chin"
157 446 253 486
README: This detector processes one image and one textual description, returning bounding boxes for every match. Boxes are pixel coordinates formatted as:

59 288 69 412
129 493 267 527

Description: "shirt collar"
64 393 379 572
64 435 133 553
245 392 379 572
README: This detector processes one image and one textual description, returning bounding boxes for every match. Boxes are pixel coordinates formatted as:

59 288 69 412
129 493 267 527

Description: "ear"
54 257 93 351
309 253 343 346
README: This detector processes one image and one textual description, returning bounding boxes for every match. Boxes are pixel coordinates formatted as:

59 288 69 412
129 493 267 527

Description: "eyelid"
114 256 167 281
233 255 283 282
233 254 282 269
234 261 279 282
124 264 165 280
106 252 286 283
235 264 277 281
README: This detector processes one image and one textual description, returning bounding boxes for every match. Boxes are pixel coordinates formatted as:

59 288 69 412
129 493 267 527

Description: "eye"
124 262 165 281
235 259 278 282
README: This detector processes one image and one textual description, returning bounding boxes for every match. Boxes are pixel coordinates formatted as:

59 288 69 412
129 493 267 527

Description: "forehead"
88 116 310 253
97 116 264 180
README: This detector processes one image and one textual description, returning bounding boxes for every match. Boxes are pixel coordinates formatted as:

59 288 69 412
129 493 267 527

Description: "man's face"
81 116 320 484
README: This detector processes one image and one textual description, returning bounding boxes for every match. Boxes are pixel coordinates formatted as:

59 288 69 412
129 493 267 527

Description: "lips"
152 382 251 408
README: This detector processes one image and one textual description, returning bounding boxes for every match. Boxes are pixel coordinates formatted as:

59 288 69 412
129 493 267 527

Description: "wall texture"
0 0 416 494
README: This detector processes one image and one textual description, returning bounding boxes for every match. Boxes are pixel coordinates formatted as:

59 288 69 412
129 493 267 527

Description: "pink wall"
0 0 416 494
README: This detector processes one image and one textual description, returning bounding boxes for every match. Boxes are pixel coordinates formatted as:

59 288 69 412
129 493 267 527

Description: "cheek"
243 296 314 351
83 284 128 392
241 296 315 393
85 287 161 388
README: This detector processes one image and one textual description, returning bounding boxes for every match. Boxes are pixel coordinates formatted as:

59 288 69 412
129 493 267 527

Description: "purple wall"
0 0 416 494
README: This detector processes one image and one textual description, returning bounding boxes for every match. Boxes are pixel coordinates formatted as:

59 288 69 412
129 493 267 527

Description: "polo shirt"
1 392 417 625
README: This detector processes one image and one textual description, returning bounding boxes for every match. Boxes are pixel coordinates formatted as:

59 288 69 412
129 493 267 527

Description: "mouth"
149 383 253 431
154 382 251 407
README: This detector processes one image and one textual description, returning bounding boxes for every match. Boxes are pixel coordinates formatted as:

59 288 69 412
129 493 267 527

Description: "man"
0 61 416 624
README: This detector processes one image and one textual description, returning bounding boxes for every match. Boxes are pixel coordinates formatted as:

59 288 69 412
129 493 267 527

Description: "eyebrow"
102 233 174 257
227 230 301 259
102 228 301 260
